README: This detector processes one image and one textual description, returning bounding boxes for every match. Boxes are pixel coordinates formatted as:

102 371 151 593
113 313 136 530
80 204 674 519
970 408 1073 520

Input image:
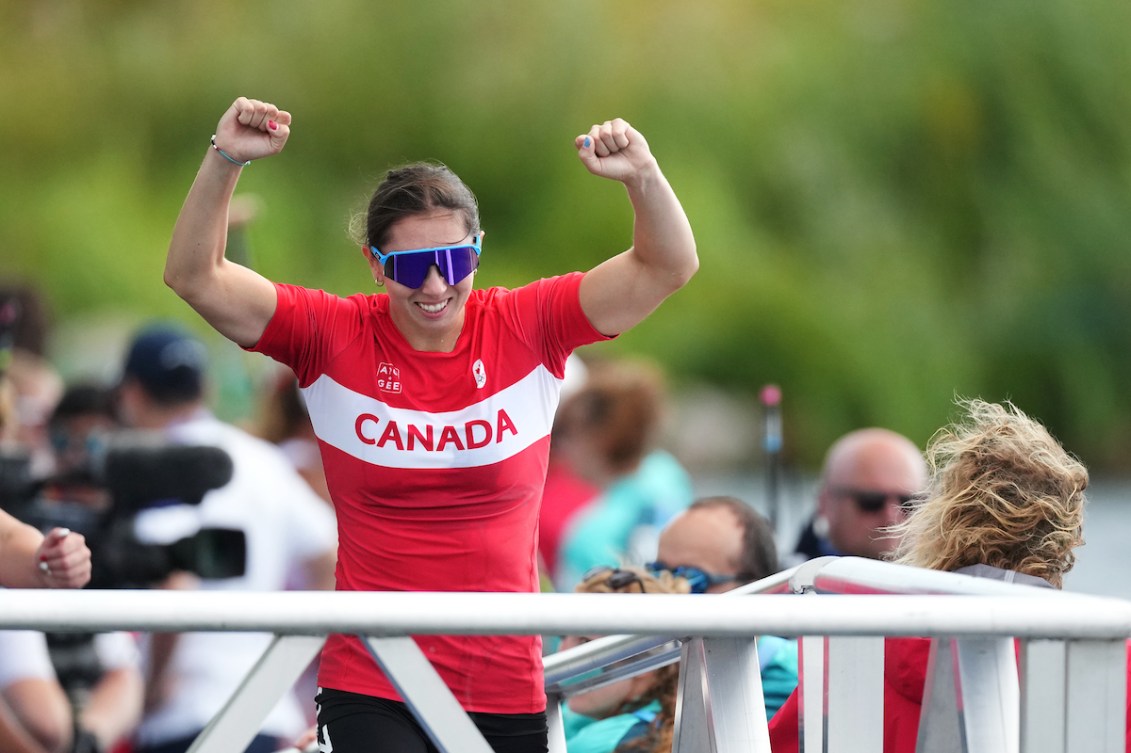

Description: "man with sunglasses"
790 428 927 563
650 496 798 717
163 97 697 753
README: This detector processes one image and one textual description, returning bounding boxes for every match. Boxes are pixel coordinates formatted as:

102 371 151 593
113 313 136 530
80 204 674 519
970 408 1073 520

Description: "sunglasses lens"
384 251 429 289
385 247 480 289
854 493 887 512
672 566 710 594
440 246 480 285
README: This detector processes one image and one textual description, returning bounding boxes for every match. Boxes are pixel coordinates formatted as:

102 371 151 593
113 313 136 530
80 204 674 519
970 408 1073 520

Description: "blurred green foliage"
2 0 1130 471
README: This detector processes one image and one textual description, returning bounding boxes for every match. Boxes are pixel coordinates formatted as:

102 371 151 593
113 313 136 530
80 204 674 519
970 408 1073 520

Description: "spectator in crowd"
115 323 338 753
38 383 145 753
162 95 695 753
769 398 1089 753
247 364 331 505
559 566 690 753
555 358 693 591
0 374 92 590
538 354 599 587
42 382 118 506
788 428 926 565
1 373 93 753
653 496 797 717
0 284 63 476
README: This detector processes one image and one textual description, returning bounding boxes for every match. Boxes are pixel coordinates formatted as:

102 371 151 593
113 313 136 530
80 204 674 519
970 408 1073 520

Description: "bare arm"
140 572 197 714
1 679 72 753
79 666 144 752
165 97 292 347
0 699 52 753
0 513 90 589
574 119 698 336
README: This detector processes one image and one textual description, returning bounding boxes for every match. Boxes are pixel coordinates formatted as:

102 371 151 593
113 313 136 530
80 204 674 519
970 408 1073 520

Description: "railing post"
1062 639 1124 752
1021 637 1126 753
826 636 884 753
917 637 1018 753
673 636 771 752
1021 639 1066 753
546 694 567 753
798 635 825 753
797 634 884 753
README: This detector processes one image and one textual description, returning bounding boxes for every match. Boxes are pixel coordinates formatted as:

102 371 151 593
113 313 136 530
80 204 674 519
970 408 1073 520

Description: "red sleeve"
490 272 612 379
246 283 370 387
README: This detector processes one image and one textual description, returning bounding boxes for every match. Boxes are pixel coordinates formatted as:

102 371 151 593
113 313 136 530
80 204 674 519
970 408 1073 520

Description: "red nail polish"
268 120 278 131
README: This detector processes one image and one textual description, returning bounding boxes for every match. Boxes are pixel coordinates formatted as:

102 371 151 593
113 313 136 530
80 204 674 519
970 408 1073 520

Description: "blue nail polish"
583 137 591 148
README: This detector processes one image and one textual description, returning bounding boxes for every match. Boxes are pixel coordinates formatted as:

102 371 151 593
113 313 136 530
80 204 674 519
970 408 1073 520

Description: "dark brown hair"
251 369 310 445
351 161 480 249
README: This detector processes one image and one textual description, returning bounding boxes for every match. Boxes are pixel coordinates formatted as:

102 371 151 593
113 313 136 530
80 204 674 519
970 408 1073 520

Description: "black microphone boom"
99 443 234 511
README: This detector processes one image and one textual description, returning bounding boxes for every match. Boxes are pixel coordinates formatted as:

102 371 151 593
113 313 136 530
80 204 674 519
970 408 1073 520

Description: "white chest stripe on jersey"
301 364 562 470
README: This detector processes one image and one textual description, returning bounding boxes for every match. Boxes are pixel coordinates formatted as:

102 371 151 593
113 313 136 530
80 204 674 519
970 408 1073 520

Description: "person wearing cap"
787 428 927 565
161 96 696 752
116 323 338 753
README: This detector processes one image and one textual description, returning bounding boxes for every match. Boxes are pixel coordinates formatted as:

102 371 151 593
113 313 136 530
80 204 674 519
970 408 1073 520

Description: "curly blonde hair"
889 398 1087 588
575 567 689 753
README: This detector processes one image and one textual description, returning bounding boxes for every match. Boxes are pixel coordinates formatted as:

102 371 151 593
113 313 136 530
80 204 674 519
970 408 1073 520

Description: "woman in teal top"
563 701 661 753
552 359 694 592
559 566 688 753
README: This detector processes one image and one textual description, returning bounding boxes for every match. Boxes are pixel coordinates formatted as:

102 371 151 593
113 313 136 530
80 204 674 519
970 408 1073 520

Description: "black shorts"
315 688 548 753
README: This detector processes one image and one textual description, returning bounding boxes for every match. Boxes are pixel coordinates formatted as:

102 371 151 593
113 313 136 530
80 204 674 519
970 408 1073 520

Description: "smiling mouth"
416 300 449 314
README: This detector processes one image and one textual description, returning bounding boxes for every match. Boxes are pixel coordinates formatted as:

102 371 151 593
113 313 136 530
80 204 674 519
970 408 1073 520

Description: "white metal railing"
2 557 1129 753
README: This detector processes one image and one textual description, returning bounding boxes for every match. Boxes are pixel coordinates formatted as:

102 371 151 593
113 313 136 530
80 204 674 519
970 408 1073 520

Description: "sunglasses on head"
645 561 740 594
369 237 482 290
581 566 648 593
832 486 920 513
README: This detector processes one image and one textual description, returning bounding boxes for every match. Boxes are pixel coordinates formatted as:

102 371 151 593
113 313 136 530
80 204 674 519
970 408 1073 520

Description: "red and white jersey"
251 272 608 713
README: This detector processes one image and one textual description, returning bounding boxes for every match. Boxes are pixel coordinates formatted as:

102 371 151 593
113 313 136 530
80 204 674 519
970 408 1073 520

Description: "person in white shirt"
116 324 338 753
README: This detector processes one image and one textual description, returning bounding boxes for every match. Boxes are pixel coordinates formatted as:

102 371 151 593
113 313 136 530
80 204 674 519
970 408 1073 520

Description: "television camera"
0 435 246 589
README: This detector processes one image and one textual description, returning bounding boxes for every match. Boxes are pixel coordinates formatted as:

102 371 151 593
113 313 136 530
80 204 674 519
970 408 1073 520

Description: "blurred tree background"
2 0 1130 476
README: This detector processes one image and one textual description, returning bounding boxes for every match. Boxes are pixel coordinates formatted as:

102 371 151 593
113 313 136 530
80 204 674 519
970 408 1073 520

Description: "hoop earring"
375 279 384 287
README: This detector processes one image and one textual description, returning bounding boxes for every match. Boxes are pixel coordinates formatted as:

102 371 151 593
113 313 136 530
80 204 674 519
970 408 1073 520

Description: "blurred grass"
3 0 1131 470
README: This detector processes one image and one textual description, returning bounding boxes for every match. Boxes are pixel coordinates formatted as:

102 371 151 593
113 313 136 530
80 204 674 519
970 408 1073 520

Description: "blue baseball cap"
122 325 208 403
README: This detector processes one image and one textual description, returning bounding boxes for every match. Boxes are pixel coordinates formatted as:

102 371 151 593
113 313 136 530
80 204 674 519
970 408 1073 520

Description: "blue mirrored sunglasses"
645 561 740 594
369 238 482 290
